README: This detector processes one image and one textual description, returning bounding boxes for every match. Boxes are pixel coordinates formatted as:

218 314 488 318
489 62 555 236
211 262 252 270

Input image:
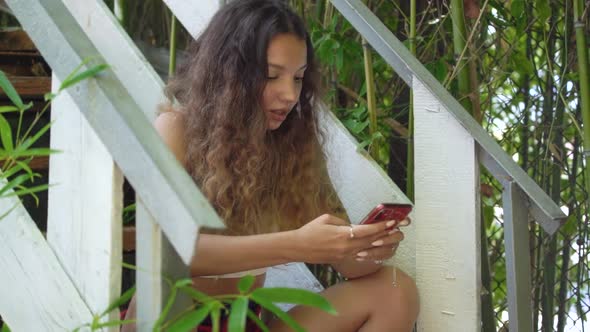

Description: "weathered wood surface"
0 179 94 331
413 80 481 331
6 0 225 266
47 75 123 328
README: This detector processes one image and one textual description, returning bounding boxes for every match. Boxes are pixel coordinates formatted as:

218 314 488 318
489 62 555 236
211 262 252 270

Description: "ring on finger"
349 225 355 239
374 260 384 264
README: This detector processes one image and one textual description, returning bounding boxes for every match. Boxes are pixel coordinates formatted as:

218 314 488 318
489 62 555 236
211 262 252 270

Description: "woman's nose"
279 80 298 103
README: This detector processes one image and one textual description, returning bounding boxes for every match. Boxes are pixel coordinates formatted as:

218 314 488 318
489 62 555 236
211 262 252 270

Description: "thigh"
266 267 418 332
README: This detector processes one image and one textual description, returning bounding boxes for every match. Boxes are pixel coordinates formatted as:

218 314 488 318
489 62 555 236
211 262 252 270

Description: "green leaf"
342 118 369 134
100 286 136 317
0 114 13 152
228 297 248 332
44 92 57 102
0 173 33 197
250 294 305 332
238 275 255 294
0 71 24 109
11 148 60 158
251 288 337 315
535 0 551 22
1 159 28 179
210 303 222 332
510 0 525 19
174 278 194 289
167 305 211 332
59 64 109 92
154 287 178 329
93 319 136 329
15 121 53 152
246 309 269 332
179 285 216 304
0 106 19 113
0 201 19 220
3 183 50 199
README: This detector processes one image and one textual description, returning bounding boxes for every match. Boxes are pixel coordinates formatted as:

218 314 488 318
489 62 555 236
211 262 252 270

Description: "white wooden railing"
0 0 566 332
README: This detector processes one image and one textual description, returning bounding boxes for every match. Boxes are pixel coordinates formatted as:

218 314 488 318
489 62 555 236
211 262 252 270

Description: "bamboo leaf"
59 64 109 92
251 288 337 315
0 71 24 109
227 297 248 332
0 114 13 152
100 286 136 317
179 286 216 304
0 173 32 196
510 0 524 19
0 106 19 113
250 294 305 332
3 183 50 199
1 323 11 332
246 309 269 332
167 305 211 332
93 319 136 329
12 148 60 158
237 275 255 294
16 121 53 152
0 201 19 221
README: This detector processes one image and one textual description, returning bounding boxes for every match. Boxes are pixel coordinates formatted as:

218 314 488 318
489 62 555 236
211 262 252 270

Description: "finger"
356 246 396 261
364 229 404 247
398 217 412 227
349 220 397 238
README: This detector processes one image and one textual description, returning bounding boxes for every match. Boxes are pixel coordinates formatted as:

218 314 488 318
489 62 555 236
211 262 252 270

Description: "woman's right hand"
291 214 397 264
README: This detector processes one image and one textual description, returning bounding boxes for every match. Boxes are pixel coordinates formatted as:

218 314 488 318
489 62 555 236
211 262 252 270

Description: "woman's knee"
359 267 419 316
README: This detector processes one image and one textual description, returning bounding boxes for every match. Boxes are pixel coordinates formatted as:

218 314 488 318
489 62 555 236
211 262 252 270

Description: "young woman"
126 0 419 330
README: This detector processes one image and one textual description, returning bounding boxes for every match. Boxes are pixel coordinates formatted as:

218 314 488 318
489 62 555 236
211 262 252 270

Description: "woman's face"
262 33 308 130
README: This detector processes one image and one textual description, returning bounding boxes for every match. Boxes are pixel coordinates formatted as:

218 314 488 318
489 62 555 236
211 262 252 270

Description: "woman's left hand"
354 224 406 263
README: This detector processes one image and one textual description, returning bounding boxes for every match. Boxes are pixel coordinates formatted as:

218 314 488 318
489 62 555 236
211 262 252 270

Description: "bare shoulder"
154 110 187 166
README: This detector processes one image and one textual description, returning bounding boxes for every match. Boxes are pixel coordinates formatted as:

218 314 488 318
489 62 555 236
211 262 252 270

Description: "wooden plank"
319 106 415 274
0 76 50 98
0 29 37 51
161 0 223 38
6 0 224 265
136 199 192 330
46 74 123 328
502 181 533 332
413 79 481 331
0 179 94 331
329 0 565 234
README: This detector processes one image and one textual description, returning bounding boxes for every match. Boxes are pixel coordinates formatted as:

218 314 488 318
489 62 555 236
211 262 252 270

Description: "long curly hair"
163 0 345 235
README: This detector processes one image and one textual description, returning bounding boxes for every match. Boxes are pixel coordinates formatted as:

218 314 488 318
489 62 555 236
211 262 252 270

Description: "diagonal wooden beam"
6 0 224 264
0 180 94 331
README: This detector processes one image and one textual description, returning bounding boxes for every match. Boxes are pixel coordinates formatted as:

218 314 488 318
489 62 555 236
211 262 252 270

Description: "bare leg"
267 267 419 332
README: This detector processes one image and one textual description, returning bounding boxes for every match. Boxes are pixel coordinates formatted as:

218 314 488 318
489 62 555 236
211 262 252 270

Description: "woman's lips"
269 110 288 121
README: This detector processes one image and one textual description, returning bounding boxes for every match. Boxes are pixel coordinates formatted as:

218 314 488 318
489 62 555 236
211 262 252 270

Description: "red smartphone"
359 203 413 227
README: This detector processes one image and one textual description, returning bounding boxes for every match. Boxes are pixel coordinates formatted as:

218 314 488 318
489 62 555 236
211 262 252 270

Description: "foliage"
76 273 336 332
0 61 109 219
294 0 589 331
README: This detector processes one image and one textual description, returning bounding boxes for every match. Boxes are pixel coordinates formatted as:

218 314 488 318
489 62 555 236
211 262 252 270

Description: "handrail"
6 0 225 264
330 0 567 234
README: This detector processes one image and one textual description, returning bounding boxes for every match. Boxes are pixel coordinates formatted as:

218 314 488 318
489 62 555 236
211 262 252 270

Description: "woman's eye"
267 76 278 80
295 77 304 82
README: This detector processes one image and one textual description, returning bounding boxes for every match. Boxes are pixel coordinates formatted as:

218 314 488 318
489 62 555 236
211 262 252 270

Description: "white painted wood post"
47 75 124 327
136 199 192 329
0 180 94 331
413 80 481 331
